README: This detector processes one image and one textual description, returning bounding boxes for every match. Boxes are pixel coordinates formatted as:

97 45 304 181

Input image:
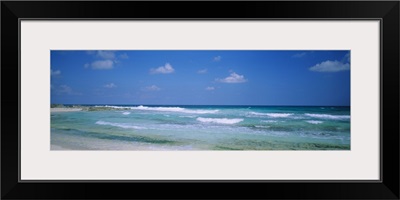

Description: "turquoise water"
51 105 350 150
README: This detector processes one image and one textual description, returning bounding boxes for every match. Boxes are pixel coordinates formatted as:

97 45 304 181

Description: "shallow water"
51 105 350 150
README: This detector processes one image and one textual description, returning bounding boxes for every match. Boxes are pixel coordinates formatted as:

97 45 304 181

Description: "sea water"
51 105 350 150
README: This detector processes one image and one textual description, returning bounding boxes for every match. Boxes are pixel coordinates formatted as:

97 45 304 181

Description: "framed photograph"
2 1 399 199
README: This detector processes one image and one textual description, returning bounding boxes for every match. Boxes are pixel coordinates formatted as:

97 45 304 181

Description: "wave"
267 113 294 118
248 112 294 118
306 120 323 124
130 105 219 114
255 125 270 128
305 113 350 120
122 112 131 115
248 112 269 116
196 117 243 124
95 121 146 129
179 115 196 118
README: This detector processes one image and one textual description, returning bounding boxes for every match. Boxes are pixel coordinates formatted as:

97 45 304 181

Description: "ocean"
51 105 350 150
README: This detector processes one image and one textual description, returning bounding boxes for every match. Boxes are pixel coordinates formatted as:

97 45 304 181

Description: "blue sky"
51 50 350 106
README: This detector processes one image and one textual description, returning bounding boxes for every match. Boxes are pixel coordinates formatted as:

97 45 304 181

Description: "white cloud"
150 63 175 74
213 56 222 62
143 85 160 91
344 52 350 62
292 52 307 58
119 53 129 59
59 85 72 94
85 51 124 70
90 60 114 70
205 86 215 91
217 72 247 83
309 60 350 72
51 69 61 76
97 51 115 59
104 83 116 88
197 69 207 74
54 85 81 95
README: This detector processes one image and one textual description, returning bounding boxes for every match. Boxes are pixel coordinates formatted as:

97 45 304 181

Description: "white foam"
122 112 130 115
95 121 146 129
130 105 219 114
255 125 270 128
179 115 196 118
249 112 293 118
196 117 243 124
306 120 323 124
266 113 293 118
305 113 350 120
249 112 267 116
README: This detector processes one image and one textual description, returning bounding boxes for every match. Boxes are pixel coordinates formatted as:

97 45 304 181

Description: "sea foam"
95 121 146 129
266 113 294 118
130 105 219 114
305 113 350 120
249 112 294 118
196 117 243 124
248 112 269 116
306 120 323 124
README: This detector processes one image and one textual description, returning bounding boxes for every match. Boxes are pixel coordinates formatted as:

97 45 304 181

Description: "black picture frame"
2 1 399 199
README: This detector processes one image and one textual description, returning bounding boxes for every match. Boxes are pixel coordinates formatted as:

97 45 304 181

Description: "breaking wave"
196 117 243 124
95 121 146 129
306 120 323 124
305 113 350 120
249 112 294 118
131 105 219 114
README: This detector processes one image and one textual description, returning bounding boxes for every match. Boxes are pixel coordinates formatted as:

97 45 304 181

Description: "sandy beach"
51 108 82 113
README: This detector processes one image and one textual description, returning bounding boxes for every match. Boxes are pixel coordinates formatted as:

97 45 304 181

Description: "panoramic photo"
51 50 350 150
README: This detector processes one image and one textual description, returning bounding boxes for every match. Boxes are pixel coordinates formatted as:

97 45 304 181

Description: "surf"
305 113 350 120
196 117 244 124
